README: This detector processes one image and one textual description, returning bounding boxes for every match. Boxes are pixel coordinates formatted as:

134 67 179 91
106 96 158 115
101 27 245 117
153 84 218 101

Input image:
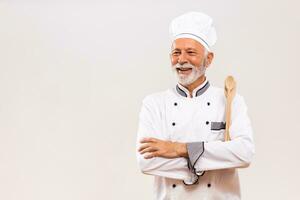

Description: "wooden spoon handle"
225 97 232 141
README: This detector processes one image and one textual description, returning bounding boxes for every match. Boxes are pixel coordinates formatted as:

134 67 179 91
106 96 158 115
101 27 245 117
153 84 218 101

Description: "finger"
140 146 158 155
144 151 159 159
140 137 157 143
138 143 150 152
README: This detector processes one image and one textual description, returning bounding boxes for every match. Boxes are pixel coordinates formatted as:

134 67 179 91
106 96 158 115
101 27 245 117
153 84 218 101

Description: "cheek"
189 57 202 66
170 57 178 65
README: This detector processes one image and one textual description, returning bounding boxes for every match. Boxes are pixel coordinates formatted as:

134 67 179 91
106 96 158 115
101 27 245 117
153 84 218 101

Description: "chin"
178 75 195 85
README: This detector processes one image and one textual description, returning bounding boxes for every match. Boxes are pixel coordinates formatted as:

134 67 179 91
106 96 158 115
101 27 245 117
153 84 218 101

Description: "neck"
183 75 206 97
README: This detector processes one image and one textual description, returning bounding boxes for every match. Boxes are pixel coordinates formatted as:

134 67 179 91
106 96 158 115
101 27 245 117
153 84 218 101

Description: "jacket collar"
176 78 210 98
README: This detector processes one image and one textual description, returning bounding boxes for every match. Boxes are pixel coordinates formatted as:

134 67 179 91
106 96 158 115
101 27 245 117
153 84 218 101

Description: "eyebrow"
172 48 181 52
172 48 198 52
185 48 198 51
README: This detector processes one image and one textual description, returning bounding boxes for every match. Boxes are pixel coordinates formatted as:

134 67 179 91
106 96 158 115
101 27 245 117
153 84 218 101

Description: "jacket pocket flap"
211 122 226 131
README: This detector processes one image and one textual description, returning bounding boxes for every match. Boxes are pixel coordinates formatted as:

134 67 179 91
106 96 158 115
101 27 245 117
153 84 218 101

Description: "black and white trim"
176 85 188 97
176 81 210 98
195 81 210 97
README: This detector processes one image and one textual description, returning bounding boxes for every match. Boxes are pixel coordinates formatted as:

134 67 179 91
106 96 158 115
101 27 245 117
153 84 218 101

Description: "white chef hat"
169 11 217 52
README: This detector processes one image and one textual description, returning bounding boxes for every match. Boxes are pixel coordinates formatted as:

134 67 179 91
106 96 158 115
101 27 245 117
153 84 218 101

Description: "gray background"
0 0 299 199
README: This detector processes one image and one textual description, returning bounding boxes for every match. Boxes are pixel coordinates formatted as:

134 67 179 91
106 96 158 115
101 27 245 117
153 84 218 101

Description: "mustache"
173 63 196 69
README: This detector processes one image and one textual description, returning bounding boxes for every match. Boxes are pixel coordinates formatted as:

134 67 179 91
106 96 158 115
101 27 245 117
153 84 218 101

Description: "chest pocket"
210 121 226 141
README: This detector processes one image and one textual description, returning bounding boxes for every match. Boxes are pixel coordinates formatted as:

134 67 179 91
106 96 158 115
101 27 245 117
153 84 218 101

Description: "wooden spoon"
224 76 237 141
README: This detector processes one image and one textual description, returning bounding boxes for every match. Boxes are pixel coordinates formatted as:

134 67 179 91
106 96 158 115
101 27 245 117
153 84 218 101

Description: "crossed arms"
136 95 255 181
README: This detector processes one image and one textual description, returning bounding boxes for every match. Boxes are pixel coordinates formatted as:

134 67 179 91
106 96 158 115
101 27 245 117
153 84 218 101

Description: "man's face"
170 38 213 86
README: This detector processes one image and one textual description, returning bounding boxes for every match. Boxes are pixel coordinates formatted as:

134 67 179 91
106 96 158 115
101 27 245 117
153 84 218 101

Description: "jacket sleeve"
194 95 255 171
136 96 195 181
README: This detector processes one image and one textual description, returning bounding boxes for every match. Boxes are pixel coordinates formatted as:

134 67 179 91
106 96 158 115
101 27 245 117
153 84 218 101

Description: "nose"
178 53 188 64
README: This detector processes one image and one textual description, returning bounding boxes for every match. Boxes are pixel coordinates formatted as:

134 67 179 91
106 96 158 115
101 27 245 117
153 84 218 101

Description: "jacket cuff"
183 141 205 185
187 142 205 167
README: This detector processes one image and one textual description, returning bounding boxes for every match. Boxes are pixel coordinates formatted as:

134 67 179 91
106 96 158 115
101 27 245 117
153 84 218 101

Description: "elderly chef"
136 11 255 200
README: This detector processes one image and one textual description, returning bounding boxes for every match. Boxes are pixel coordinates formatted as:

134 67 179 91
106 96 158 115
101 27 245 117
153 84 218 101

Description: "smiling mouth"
177 68 192 74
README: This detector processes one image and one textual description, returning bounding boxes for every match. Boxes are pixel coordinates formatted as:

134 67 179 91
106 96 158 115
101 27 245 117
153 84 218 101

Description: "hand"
138 137 188 159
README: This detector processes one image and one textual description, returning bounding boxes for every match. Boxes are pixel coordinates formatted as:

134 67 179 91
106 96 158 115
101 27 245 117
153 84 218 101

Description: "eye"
172 51 180 56
187 51 196 55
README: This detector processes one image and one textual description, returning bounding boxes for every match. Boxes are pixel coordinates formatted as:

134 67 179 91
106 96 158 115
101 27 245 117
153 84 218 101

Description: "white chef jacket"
136 78 255 200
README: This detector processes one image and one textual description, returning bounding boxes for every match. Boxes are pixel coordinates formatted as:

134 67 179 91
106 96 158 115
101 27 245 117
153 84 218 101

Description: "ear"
206 52 214 67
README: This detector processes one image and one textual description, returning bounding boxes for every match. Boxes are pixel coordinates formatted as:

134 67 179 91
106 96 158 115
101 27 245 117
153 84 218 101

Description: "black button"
172 122 176 126
207 102 210 106
172 184 176 188
207 183 211 187
174 102 178 106
206 121 209 125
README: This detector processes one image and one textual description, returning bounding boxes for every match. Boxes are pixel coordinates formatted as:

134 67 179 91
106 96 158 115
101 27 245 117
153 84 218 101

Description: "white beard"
172 62 206 86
